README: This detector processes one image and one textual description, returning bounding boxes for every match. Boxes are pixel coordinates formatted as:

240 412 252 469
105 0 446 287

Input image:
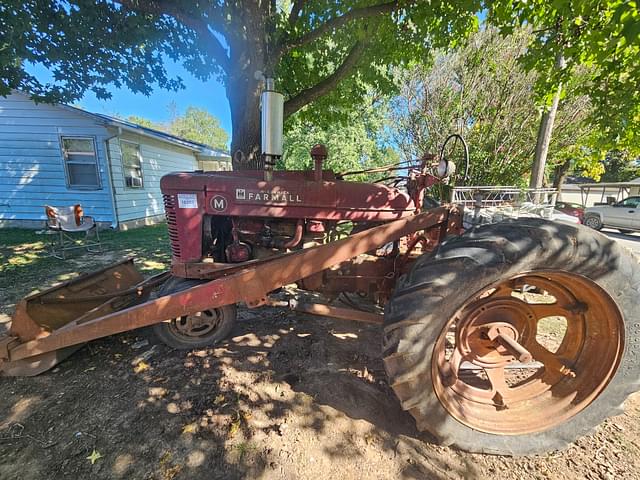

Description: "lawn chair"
44 204 102 259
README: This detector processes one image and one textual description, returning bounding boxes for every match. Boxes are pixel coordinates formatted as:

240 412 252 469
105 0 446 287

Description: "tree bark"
530 54 565 190
551 158 572 200
227 76 263 170
228 38 366 169
530 84 562 190
225 3 269 170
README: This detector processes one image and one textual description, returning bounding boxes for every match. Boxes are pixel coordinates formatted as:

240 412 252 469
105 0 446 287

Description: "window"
121 141 144 188
61 137 100 189
618 197 640 208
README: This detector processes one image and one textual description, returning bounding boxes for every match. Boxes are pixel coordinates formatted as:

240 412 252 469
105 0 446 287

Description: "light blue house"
0 91 231 229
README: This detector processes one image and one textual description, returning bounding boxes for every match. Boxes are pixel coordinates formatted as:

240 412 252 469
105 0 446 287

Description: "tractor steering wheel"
438 133 470 187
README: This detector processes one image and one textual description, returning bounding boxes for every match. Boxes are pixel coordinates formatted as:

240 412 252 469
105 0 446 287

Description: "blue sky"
29 61 232 139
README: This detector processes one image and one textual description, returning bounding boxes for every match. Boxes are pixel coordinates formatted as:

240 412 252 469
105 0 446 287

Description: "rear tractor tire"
383 218 640 455
152 277 237 349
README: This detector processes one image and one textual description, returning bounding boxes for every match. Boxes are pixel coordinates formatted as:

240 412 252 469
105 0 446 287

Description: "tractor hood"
161 170 416 221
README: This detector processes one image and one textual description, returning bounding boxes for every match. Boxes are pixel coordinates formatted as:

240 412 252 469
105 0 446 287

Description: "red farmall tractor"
2 81 639 455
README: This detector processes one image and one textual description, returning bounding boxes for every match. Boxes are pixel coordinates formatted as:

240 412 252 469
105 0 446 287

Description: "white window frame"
120 140 144 189
60 136 101 190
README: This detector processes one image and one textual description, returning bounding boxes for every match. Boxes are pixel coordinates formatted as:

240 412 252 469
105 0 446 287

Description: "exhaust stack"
261 78 284 181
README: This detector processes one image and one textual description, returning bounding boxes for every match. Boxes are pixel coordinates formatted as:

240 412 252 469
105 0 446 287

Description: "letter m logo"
211 195 227 212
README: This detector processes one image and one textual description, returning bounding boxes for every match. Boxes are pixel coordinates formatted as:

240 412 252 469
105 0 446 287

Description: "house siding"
0 92 115 225
107 131 197 224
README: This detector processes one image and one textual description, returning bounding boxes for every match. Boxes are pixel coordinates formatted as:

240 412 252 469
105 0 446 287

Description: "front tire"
583 215 603 230
383 219 640 455
152 277 237 349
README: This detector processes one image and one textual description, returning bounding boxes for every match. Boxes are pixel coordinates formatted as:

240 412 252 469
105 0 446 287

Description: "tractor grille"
163 194 181 259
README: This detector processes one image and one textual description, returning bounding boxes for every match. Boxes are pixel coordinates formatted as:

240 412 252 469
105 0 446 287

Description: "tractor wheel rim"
431 270 624 435
170 309 221 338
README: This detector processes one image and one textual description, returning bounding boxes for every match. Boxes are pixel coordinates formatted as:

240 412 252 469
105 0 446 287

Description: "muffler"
261 77 284 182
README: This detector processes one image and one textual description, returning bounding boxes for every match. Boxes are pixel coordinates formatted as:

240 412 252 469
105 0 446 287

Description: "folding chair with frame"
44 205 102 259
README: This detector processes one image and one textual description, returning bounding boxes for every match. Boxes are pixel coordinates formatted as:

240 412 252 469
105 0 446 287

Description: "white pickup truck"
583 196 640 233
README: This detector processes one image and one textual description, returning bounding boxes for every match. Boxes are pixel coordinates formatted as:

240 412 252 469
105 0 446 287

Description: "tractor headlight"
437 160 456 178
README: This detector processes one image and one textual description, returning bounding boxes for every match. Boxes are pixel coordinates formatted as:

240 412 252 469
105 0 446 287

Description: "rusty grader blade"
0 258 169 376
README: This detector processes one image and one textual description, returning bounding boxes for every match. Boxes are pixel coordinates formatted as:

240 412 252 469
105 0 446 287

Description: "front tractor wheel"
383 219 640 455
152 277 237 349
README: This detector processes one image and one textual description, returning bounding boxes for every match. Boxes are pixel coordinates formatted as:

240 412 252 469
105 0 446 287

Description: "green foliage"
545 70 605 184
389 27 599 187
169 106 229 150
488 0 640 155
125 107 229 150
280 98 397 181
600 150 640 182
0 1 481 150
1 0 636 163
126 115 159 130
0 1 195 102
275 1 481 126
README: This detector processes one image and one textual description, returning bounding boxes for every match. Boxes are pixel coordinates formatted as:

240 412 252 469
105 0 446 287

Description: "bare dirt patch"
1 306 639 479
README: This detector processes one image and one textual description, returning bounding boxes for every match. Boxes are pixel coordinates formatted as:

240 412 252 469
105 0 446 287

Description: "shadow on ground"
0 307 479 479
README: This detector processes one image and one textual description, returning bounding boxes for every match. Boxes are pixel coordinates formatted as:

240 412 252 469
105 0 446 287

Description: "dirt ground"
2 229 640 479
1 307 639 479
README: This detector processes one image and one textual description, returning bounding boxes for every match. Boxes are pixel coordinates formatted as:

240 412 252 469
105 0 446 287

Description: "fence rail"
452 186 558 208
452 186 561 228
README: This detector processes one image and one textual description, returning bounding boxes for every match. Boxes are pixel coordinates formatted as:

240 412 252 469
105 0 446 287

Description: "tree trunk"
226 4 269 170
530 84 562 190
530 54 565 191
551 158 572 201
227 75 263 170
223 2 365 171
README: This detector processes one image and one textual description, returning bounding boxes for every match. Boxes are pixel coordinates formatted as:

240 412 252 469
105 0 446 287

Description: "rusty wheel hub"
433 271 624 435
170 309 221 338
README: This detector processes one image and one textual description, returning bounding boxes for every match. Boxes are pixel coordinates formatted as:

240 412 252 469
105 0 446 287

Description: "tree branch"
117 0 230 72
283 41 366 118
284 1 400 52
288 0 305 25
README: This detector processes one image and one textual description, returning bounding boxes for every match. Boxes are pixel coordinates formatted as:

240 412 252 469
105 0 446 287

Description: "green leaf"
86 449 102 465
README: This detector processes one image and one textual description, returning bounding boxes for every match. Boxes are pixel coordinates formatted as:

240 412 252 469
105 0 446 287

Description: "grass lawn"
0 224 172 320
